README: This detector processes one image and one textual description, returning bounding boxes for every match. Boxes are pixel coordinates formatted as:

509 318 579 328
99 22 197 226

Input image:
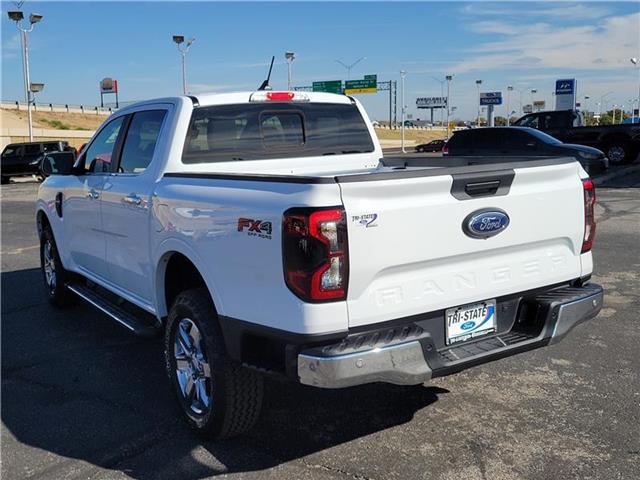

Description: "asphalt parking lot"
2 167 639 480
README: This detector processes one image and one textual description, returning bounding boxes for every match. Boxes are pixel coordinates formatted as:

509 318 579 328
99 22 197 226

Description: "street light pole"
285 51 295 90
400 70 407 153
445 75 453 138
631 58 640 123
8 11 43 142
475 79 482 125
335 57 366 81
506 85 513 125
430 76 445 127
173 35 195 95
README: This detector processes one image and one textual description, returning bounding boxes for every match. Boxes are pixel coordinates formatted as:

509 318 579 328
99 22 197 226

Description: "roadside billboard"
416 97 447 108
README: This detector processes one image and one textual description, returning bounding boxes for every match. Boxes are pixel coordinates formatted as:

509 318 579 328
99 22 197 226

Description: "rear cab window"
182 102 374 163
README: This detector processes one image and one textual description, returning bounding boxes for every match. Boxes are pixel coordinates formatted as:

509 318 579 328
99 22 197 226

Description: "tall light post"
530 88 538 110
335 57 366 81
285 51 295 90
612 104 618 125
8 10 43 142
430 76 446 126
475 79 482 125
445 75 453 137
506 85 514 125
173 35 195 95
400 70 407 153
631 58 639 123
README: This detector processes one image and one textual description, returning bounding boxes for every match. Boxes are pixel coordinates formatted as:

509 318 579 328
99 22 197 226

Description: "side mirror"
41 151 76 177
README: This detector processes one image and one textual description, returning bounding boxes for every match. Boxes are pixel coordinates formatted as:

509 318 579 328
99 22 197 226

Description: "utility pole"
400 71 407 153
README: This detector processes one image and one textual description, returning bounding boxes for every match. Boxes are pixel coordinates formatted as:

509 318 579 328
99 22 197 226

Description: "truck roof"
116 91 355 114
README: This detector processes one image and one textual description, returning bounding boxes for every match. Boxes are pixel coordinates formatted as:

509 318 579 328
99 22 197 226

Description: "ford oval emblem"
463 209 510 239
460 321 476 330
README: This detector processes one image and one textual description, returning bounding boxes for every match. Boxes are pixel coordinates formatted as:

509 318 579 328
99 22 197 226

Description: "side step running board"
67 283 159 337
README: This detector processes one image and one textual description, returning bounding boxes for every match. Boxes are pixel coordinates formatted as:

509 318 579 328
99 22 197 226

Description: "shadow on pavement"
1 267 447 479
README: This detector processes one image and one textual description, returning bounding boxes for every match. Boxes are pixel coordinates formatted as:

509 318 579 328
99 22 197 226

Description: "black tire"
40 227 73 307
164 288 263 439
606 141 631 165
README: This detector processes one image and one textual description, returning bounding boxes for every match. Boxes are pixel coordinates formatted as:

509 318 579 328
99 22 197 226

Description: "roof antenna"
257 56 275 91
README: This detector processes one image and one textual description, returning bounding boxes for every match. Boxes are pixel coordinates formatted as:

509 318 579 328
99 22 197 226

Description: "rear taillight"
442 143 449 155
581 179 596 253
283 207 348 302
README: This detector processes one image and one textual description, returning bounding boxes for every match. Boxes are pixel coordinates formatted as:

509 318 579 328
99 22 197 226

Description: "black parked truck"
1 141 73 184
512 109 640 165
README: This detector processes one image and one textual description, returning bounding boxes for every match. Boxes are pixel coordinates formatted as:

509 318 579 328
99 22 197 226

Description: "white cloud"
452 12 640 73
2 34 21 59
460 2 612 20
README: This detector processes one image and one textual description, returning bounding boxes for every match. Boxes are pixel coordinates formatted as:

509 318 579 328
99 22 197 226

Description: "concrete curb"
593 163 640 185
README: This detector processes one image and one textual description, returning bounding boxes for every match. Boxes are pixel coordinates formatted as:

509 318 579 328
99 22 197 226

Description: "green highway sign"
344 75 378 94
312 80 343 94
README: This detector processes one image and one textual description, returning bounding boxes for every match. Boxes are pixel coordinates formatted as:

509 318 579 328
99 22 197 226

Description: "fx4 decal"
238 218 273 239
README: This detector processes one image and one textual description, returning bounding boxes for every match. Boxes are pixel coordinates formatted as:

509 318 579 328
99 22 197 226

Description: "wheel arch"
36 207 51 240
154 243 223 319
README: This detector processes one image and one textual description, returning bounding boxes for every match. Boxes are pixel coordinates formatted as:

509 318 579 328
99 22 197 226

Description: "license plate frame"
445 299 497 346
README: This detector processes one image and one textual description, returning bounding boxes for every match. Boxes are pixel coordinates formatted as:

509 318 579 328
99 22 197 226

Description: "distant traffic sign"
416 97 447 108
313 80 342 94
480 91 502 105
344 75 377 94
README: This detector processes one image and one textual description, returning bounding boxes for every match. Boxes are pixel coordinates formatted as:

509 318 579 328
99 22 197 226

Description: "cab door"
101 107 169 306
63 115 126 280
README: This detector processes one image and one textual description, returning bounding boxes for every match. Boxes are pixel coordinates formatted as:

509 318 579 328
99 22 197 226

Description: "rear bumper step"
298 283 603 388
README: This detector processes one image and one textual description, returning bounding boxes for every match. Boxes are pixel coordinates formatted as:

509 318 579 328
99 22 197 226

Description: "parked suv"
443 127 608 175
1 141 71 184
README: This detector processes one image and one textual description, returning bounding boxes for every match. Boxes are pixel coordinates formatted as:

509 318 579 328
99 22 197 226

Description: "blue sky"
1 1 639 121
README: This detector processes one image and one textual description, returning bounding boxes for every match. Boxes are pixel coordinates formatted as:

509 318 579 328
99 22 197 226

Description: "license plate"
445 299 497 345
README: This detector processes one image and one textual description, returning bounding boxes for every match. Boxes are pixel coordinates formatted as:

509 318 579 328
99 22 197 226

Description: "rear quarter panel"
151 176 349 335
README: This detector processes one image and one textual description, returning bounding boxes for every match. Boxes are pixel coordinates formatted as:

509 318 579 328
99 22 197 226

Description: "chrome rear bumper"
298 283 603 389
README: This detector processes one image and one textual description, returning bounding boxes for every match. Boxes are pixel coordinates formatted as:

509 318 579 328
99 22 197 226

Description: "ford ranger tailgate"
338 160 587 328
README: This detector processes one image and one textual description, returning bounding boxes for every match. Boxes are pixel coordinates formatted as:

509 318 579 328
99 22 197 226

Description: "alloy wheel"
174 318 212 415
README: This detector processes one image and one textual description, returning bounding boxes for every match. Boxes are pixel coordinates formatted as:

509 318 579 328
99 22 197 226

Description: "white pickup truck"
36 91 603 439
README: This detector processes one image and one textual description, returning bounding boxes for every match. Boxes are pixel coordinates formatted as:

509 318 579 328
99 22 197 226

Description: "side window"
2 146 20 157
83 116 125 173
472 130 498 150
517 115 539 129
503 130 532 149
24 144 41 156
42 143 60 153
118 110 167 173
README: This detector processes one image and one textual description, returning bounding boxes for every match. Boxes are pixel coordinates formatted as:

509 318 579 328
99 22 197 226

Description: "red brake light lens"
442 143 449 155
283 207 349 302
581 178 596 253
267 91 295 101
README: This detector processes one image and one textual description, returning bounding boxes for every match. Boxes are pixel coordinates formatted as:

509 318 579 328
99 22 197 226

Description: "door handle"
123 194 142 205
86 188 99 200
